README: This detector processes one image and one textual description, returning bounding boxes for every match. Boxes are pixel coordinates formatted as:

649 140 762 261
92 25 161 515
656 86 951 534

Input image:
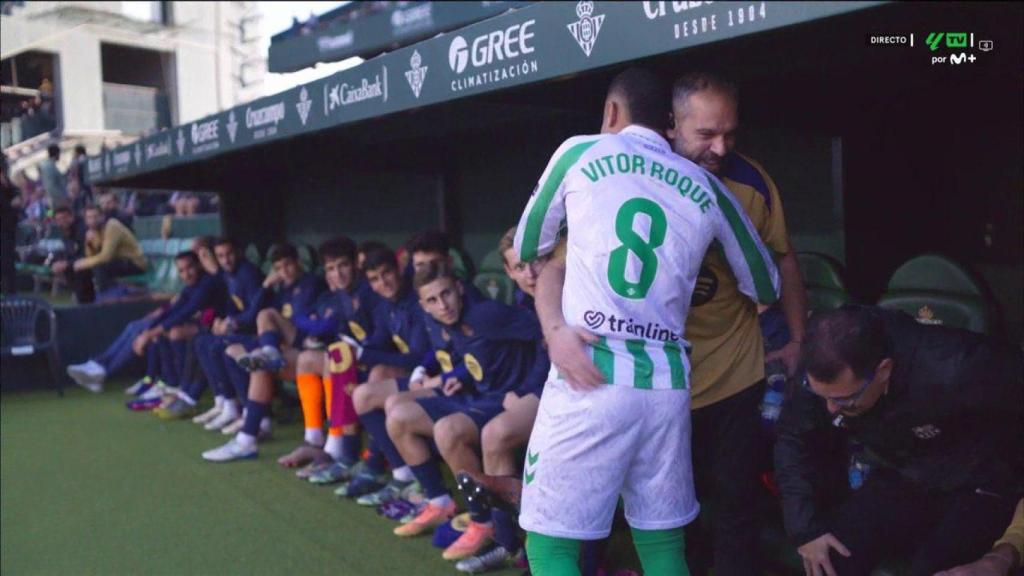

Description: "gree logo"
447 20 536 74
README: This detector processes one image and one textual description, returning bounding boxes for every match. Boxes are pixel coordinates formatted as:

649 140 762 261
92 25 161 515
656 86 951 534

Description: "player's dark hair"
52 203 74 216
413 260 456 292
607 67 671 132
407 230 450 256
358 240 389 258
47 144 60 159
174 250 201 268
672 71 739 113
214 237 237 250
75 145 87 156
319 236 357 264
363 245 398 273
193 236 215 251
498 227 517 265
802 306 888 383
268 243 299 264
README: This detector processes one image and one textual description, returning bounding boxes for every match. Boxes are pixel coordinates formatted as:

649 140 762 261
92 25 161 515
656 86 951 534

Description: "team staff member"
538 71 806 576
73 205 147 295
519 67 780 576
666 72 807 575
776 305 1023 576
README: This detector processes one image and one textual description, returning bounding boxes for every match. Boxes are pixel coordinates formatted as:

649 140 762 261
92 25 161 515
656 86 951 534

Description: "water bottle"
848 443 871 490
760 360 787 430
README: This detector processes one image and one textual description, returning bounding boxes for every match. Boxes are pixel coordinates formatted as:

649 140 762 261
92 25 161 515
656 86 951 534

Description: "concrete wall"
1 1 264 136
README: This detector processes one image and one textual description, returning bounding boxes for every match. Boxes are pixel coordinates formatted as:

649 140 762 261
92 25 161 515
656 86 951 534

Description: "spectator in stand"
66 145 92 213
98 191 133 229
73 205 146 296
1 154 18 295
48 204 93 303
38 144 65 210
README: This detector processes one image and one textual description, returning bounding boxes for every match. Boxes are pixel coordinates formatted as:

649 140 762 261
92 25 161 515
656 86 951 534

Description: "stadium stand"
876 254 995 334
796 252 852 315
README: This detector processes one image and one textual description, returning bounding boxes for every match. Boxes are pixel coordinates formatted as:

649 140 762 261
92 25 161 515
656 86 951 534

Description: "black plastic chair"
1 296 63 396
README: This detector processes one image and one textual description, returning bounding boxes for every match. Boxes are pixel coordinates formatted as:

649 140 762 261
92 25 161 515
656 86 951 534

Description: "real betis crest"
296 87 312 126
226 111 238 143
567 1 605 58
405 50 427 99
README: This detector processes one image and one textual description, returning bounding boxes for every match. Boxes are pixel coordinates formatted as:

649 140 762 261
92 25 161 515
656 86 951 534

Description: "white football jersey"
514 125 780 390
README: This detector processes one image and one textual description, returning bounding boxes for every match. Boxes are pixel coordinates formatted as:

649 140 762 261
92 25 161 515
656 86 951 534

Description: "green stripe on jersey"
708 177 778 304
520 139 599 261
625 339 653 389
592 337 614 385
663 341 687 389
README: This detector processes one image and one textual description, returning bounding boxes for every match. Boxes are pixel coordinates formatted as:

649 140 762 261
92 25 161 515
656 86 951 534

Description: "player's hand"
212 318 229 336
132 333 150 356
421 375 443 390
51 260 68 274
766 340 802 376
442 377 463 396
408 366 427 390
262 270 281 289
503 391 519 410
72 258 87 272
340 335 363 359
547 323 604 391
798 533 850 576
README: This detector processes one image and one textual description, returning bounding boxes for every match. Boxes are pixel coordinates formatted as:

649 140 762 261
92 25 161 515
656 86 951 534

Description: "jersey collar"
621 124 671 153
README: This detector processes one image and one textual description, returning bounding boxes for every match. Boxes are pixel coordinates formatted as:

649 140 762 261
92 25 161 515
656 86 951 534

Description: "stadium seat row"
797 252 995 334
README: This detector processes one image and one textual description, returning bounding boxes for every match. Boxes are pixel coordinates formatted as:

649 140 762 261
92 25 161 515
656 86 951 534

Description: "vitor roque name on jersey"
579 152 716 213
583 310 682 343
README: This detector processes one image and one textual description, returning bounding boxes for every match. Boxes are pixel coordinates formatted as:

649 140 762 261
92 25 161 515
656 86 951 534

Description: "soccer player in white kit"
513 68 781 575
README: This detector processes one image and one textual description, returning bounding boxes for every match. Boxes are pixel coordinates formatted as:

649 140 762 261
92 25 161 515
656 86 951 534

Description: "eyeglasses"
802 371 875 409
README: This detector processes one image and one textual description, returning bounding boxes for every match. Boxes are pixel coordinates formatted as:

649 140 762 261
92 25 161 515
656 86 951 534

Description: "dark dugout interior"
118 2 1023 339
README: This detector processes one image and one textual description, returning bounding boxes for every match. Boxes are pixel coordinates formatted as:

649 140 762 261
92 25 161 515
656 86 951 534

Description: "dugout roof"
85 1 881 187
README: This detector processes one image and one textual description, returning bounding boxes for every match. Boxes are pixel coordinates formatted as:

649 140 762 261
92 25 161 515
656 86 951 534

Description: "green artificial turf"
1 384 520 576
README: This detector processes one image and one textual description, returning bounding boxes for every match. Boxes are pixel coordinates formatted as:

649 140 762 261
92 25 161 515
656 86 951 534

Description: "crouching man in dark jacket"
775 305 1023 576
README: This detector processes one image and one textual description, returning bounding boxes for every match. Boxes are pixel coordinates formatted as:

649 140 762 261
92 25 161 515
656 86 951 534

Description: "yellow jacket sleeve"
77 219 145 270
994 499 1024 562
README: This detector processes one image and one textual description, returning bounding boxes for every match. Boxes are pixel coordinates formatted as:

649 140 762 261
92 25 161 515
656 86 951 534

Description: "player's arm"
774 384 833 547
516 341 551 397
360 320 427 371
514 136 598 262
157 275 217 330
707 174 781 305
473 301 541 343
534 242 604 390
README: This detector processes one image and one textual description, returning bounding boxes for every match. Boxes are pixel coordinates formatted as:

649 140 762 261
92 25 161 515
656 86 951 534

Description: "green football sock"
631 527 689 576
525 532 581 576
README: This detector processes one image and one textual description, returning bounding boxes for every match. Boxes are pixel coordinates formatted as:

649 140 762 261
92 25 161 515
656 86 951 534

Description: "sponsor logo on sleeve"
392 335 411 354
464 353 484 382
436 350 454 373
